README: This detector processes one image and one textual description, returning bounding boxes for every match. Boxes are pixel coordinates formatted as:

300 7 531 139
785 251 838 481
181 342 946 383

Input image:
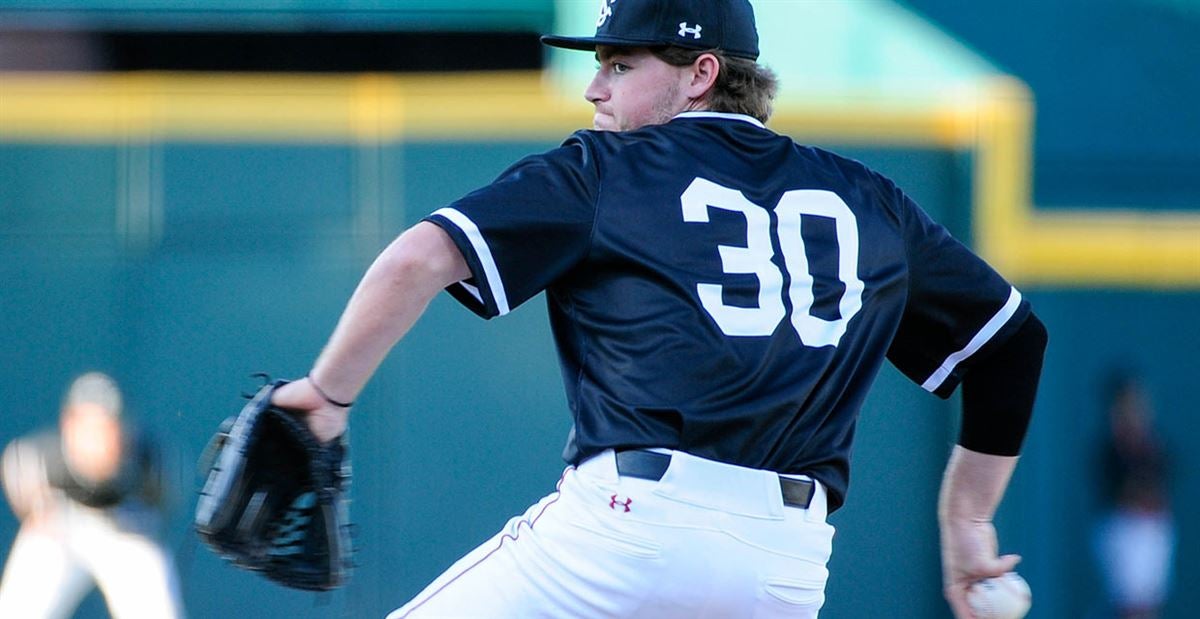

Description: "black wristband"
306 374 354 408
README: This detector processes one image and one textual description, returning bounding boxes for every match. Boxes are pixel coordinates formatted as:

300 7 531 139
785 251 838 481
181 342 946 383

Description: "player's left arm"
938 313 1047 618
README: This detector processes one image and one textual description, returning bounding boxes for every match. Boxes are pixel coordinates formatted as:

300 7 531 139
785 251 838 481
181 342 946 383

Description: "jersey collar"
672 111 766 129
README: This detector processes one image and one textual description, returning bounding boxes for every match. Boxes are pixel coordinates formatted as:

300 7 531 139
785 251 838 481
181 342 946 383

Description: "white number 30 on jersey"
681 177 864 347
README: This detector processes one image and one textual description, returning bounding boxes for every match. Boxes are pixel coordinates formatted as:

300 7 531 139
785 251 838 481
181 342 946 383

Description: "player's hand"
2 441 56 522
939 516 1021 618
937 446 1021 618
270 379 350 444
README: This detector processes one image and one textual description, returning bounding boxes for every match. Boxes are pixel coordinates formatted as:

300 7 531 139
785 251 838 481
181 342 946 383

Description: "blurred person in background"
1093 371 1175 619
0 371 184 619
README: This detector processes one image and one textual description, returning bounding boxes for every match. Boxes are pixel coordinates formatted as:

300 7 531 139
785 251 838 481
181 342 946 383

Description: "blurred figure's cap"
63 371 123 418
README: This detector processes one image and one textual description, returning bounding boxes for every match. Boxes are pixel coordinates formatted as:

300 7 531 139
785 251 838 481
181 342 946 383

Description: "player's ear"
684 52 720 100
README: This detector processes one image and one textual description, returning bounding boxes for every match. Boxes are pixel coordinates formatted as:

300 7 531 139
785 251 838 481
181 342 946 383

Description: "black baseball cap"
541 0 760 61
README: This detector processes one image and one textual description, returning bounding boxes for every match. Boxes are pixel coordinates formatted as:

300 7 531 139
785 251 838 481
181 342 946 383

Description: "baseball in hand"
967 572 1031 619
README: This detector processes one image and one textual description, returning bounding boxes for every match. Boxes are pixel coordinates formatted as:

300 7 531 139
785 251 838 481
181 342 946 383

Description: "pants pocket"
567 517 662 560
760 575 828 612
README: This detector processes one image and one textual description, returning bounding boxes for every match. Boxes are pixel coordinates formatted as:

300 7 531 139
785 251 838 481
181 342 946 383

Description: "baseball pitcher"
260 0 1048 617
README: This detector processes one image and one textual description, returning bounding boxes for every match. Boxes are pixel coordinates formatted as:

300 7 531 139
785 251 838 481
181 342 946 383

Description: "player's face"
61 402 123 483
585 46 691 132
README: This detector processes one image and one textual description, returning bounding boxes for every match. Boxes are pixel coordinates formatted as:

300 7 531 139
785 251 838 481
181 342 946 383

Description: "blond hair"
652 47 778 123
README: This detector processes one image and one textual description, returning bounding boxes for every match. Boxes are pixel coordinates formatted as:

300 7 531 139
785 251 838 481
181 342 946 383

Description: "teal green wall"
2 137 1196 618
904 0 1200 209
1010 290 1199 619
0 1 554 31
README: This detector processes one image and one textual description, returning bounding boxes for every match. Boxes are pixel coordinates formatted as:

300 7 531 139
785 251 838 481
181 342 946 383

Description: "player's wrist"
938 446 1017 522
305 373 354 409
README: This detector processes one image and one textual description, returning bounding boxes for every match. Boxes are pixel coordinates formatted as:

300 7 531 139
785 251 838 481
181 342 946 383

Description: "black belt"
614 450 815 509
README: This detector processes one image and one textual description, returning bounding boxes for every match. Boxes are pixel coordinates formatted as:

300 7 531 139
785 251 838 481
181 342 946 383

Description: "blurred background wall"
1 1 1196 617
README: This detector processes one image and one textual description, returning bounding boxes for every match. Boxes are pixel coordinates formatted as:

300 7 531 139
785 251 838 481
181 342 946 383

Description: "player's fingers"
975 553 1022 579
945 554 1023 619
944 583 978 619
996 553 1022 573
269 381 348 443
270 380 324 412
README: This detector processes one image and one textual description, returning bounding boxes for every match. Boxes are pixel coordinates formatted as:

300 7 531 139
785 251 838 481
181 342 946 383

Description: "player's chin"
592 114 617 131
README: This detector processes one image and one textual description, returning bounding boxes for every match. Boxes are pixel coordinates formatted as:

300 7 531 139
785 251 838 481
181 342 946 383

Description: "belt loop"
778 476 816 510
797 477 828 522
577 449 621 483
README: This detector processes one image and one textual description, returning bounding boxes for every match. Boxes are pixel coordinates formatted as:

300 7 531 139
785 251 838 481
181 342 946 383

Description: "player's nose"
584 71 608 105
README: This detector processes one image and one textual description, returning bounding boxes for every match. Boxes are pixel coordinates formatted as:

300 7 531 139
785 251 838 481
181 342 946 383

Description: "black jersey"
26 427 162 509
426 112 1029 510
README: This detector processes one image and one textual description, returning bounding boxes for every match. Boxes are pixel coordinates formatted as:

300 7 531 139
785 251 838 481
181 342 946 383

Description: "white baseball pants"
1094 508 1175 609
0 505 184 619
389 448 835 618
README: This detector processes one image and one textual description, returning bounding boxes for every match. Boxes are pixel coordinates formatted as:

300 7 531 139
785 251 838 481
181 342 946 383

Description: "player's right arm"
938 447 1021 618
271 221 470 443
938 310 1046 618
872 167 1048 618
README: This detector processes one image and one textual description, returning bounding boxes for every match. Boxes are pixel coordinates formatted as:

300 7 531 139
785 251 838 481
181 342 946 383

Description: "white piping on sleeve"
921 287 1023 392
457 281 484 304
431 207 511 316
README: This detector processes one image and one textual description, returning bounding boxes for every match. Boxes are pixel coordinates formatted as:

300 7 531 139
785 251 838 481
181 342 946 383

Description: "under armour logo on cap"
678 22 702 40
596 0 616 28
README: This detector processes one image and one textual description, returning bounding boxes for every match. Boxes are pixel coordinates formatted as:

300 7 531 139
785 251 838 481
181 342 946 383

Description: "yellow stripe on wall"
0 72 980 145
973 78 1200 288
1 71 1197 287
0 72 588 142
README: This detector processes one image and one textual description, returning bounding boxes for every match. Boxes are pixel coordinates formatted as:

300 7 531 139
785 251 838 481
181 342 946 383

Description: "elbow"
372 222 469 296
371 244 441 299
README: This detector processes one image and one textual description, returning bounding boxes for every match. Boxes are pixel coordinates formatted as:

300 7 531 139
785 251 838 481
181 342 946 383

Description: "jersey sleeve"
423 133 599 318
881 174 1031 398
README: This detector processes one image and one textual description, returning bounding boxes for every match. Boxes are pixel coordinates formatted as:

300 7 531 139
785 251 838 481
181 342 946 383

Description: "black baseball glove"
195 378 353 591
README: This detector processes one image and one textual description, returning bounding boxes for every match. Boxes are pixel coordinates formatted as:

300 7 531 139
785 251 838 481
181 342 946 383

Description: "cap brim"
542 34 760 60
540 34 671 53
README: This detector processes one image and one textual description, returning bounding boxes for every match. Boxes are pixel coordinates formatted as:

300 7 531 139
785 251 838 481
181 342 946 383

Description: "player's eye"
612 62 631 74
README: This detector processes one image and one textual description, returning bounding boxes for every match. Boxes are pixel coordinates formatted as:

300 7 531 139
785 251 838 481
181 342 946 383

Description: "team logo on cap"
678 22 703 40
596 0 616 28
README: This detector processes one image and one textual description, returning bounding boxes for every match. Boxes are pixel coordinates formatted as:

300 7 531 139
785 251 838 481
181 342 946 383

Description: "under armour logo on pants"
609 494 632 512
